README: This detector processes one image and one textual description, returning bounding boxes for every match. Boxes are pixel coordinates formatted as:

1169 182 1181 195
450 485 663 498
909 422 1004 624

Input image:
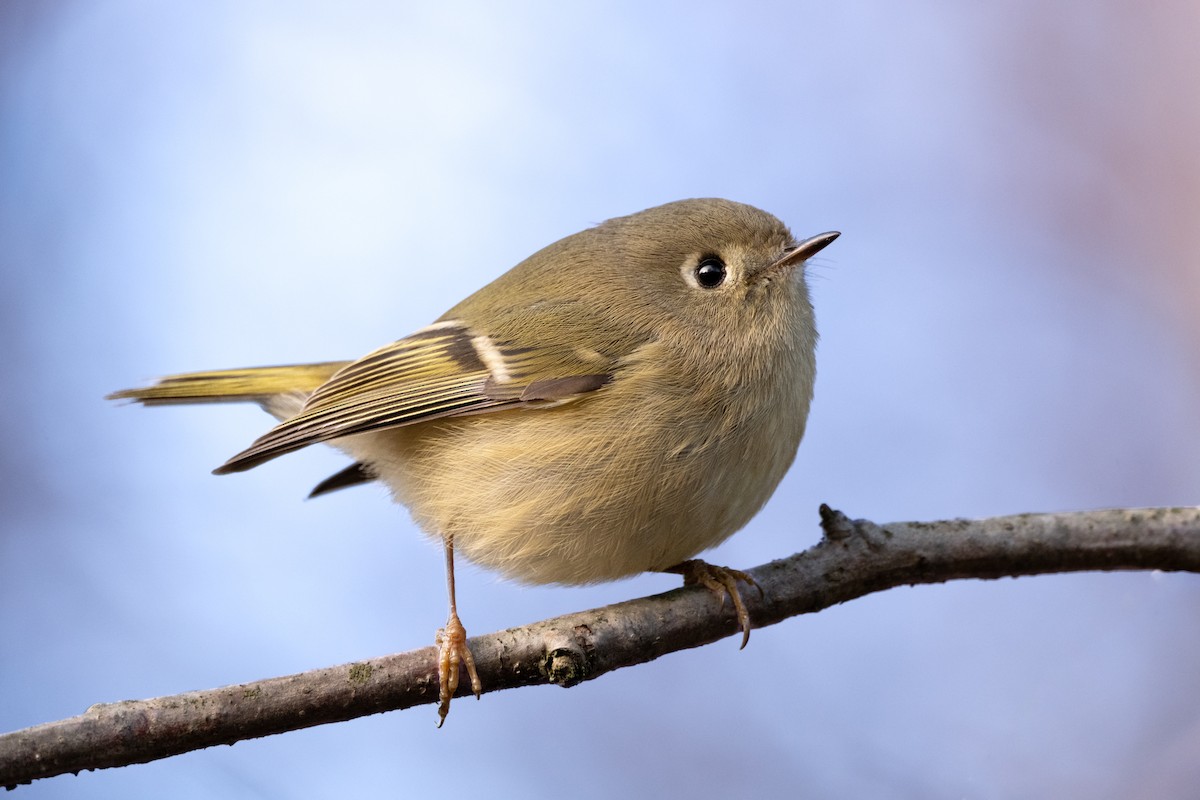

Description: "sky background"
3 1 1199 797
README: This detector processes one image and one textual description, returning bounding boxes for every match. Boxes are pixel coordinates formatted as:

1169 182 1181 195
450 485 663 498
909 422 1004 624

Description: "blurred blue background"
3 1 1199 797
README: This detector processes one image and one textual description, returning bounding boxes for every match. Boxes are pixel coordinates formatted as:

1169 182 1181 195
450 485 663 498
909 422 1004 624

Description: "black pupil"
695 258 726 288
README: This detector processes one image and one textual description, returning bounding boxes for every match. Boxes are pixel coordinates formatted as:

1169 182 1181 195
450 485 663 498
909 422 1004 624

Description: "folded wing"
215 320 612 474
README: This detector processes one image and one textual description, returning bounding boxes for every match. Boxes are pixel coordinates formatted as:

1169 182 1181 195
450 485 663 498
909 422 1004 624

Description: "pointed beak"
772 231 840 271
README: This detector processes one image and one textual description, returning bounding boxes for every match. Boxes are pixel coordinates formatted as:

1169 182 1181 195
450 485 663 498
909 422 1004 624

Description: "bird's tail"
109 361 375 495
107 362 348 410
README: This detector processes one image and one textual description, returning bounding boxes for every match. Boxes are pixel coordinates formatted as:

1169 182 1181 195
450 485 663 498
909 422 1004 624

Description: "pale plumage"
109 198 838 724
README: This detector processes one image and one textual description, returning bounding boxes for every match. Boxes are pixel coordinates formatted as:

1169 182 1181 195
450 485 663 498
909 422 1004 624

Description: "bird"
108 198 839 724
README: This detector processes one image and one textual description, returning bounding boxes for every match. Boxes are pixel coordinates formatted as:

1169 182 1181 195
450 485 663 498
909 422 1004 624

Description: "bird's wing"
215 319 613 473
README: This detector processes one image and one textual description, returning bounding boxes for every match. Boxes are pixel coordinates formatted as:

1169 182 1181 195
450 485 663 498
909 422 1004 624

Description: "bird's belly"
341 389 804 586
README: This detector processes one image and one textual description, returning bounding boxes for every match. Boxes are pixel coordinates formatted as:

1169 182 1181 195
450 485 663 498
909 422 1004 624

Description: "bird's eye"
694 256 727 288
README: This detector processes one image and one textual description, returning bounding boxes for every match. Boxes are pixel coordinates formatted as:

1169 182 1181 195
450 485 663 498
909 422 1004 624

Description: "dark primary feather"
308 462 376 498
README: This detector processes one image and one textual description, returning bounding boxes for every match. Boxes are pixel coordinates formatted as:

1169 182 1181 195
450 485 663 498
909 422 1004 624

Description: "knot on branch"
818 504 890 550
818 503 855 540
540 625 596 687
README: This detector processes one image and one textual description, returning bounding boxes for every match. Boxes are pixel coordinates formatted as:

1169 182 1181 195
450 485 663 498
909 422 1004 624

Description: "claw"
434 612 481 727
667 559 762 649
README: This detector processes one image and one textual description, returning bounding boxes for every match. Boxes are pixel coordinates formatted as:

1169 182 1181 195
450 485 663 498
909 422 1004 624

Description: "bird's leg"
663 559 764 649
434 534 481 727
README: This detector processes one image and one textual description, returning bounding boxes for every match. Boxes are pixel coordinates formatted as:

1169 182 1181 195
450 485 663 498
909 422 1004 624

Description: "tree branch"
4 505 1199 789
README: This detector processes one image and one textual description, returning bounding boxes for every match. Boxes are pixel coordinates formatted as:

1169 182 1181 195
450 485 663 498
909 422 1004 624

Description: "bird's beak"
771 231 840 271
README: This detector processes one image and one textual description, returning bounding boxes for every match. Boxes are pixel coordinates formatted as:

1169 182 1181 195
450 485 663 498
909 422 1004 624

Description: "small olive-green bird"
109 198 838 724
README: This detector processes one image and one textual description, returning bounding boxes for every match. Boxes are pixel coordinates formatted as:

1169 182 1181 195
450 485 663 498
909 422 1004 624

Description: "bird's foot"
434 611 481 727
666 559 763 649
